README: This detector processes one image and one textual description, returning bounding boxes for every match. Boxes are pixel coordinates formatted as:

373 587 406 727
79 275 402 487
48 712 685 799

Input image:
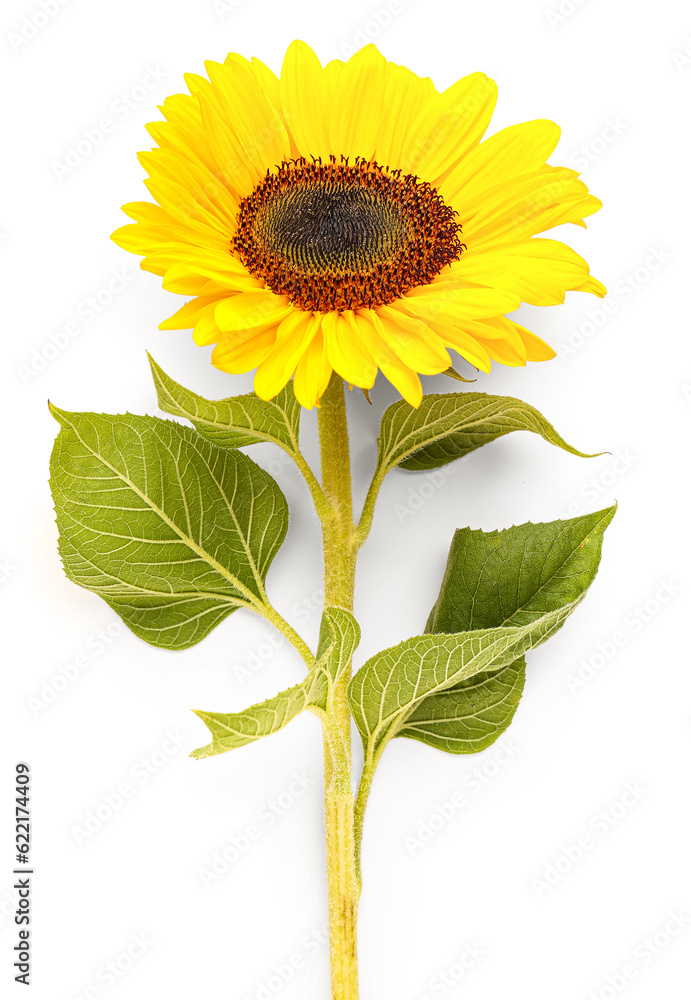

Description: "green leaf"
425 507 617 634
397 662 526 754
149 354 301 452
311 605 362 710
348 507 615 761
191 608 360 759
349 603 577 759
49 406 288 650
376 392 597 474
442 366 476 384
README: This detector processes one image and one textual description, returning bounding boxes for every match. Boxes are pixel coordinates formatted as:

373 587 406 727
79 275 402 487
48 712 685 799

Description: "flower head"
113 41 604 408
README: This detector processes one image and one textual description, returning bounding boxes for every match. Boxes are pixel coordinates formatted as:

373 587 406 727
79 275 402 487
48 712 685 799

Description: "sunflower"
112 41 604 408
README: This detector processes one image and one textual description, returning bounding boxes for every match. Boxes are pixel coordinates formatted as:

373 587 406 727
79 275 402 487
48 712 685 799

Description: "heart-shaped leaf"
50 407 288 650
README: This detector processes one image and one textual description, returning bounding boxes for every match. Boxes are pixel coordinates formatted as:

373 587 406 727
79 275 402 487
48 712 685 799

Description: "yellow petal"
513 323 557 361
374 305 451 374
292 328 333 408
401 72 498 183
254 310 321 399
462 167 602 245
417 316 492 372
143 174 229 239
454 315 526 354
327 45 388 161
280 41 332 160
322 311 377 388
440 120 561 205
356 311 423 406
161 263 261 294
139 148 239 224
212 327 277 373
214 290 292 334
151 92 216 173
250 57 282 110
120 201 177 225
375 62 436 168
144 247 261 293
191 73 256 197
211 54 291 175
192 304 224 346
400 285 521 320
112 222 228 256
159 295 218 331
576 275 607 297
436 238 600 306
146 263 207 293
472 335 527 367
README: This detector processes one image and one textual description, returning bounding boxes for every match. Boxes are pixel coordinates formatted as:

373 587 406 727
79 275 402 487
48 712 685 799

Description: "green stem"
317 374 359 1000
290 448 335 522
353 757 376 889
254 599 315 668
354 467 386 550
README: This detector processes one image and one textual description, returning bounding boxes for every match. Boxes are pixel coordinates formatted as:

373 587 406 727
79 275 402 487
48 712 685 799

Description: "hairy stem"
318 374 359 1000
353 755 377 890
254 598 315 668
290 447 335 522
354 467 386 550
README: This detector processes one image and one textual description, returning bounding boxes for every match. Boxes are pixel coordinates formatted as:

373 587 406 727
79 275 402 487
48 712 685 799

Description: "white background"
2 0 690 997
